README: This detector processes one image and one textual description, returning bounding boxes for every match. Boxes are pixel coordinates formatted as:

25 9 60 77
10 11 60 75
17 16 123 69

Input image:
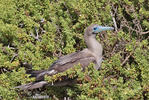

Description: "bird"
15 24 114 90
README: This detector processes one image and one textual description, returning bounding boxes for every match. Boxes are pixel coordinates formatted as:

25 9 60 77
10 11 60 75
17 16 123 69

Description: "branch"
121 52 133 66
30 27 41 41
140 31 149 35
7 44 16 50
34 27 39 40
110 10 118 32
10 53 18 63
124 25 149 35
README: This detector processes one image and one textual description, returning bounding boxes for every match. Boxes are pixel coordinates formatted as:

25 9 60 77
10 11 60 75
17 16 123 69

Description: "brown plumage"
15 24 114 90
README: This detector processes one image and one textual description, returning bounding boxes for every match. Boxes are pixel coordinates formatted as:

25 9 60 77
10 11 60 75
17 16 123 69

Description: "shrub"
0 0 148 99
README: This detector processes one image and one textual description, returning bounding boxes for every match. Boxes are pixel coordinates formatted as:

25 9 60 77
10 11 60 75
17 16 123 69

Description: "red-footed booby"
16 24 114 90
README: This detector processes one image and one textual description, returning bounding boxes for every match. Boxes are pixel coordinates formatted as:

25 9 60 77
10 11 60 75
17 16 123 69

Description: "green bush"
0 0 148 99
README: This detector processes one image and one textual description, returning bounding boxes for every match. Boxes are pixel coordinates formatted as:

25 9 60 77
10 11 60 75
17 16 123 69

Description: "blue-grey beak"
97 26 114 32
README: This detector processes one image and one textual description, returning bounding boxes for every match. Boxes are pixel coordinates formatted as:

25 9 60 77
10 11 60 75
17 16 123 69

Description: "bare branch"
34 27 39 40
30 27 41 42
10 53 18 63
121 52 133 66
110 10 118 32
124 25 149 35
140 31 149 35
8 44 16 50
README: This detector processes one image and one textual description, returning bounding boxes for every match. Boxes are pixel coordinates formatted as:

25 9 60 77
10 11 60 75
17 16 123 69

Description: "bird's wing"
35 49 95 81
50 49 93 67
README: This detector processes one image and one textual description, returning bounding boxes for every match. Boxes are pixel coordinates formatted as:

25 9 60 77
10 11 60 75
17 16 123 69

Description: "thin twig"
34 27 39 39
140 31 149 35
124 25 149 35
110 11 118 32
10 53 18 63
8 44 16 50
30 27 41 41
121 52 133 66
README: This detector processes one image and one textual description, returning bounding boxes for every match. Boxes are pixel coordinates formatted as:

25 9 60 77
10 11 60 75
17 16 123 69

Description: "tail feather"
15 81 48 90
16 62 77 90
15 78 77 90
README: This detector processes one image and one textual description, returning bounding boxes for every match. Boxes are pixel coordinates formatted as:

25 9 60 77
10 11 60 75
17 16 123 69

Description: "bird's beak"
97 26 114 32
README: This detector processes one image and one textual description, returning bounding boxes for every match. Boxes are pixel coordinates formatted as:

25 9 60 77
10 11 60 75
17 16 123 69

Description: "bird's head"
85 24 114 37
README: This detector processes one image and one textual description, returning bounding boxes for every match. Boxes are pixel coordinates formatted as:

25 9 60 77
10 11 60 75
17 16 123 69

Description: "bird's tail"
15 78 77 90
15 81 48 90
16 62 77 90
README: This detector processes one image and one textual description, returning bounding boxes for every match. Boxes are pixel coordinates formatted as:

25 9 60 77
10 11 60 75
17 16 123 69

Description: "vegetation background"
0 0 148 99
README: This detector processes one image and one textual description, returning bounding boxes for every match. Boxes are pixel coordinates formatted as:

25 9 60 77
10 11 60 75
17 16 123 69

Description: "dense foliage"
0 0 148 99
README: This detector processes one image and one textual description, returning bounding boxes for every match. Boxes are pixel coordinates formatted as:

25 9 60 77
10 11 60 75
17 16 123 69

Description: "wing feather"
50 49 93 68
36 49 95 81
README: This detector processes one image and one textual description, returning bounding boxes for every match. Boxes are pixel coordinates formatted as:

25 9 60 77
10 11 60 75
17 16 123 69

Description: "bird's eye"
93 27 97 30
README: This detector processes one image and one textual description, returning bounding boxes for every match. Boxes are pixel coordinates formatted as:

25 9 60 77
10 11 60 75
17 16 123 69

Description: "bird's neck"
85 36 103 57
